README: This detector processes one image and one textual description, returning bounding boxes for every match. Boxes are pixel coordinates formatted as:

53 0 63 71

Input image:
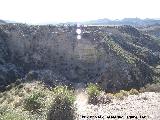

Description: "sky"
0 0 160 24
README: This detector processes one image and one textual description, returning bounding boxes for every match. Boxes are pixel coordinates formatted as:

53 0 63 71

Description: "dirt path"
74 83 88 116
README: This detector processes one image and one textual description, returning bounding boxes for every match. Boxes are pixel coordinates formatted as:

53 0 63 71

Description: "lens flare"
76 29 81 35
77 35 81 39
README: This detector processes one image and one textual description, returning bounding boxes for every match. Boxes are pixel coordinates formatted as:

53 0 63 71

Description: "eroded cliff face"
0 24 159 91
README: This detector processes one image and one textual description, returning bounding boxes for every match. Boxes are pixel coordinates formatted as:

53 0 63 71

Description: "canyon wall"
0 24 159 91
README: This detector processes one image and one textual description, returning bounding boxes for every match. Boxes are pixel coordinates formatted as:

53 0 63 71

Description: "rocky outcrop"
0 24 159 91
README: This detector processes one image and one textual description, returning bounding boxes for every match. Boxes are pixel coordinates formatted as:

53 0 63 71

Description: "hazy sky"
0 0 159 24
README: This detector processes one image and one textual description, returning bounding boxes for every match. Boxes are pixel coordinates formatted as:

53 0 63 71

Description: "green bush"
23 92 44 112
47 95 75 120
86 83 101 104
47 85 76 120
86 83 101 97
52 85 75 104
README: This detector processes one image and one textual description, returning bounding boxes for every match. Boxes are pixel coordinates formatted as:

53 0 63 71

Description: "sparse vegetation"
14 99 23 108
47 85 76 120
47 95 75 120
86 83 101 104
23 92 44 112
119 90 129 96
129 88 139 95
18 91 25 97
114 92 125 100
86 83 101 97
140 83 160 92
104 36 136 64
7 95 14 103
0 111 25 120
114 89 139 100
0 106 8 116
97 93 112 104
0 80 159 120
52 85 75 104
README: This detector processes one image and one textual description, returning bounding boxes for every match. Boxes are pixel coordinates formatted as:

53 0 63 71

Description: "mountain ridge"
1 18 160 26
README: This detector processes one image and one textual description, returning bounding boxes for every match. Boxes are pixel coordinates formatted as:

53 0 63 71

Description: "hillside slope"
0 24 160 91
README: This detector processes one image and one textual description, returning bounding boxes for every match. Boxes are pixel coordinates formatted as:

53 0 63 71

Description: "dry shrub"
47 85 76 120
23 92 44 112
129 88 139 95
97 94 112 104
47 95 75 120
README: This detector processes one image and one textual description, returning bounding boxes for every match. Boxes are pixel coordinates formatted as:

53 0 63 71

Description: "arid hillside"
0 24 160 91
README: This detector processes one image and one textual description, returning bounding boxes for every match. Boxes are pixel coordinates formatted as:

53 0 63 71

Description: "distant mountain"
0 20 6 24
5 20 17 23
82 18 160 26
0 19 18 24
1 18 160 26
